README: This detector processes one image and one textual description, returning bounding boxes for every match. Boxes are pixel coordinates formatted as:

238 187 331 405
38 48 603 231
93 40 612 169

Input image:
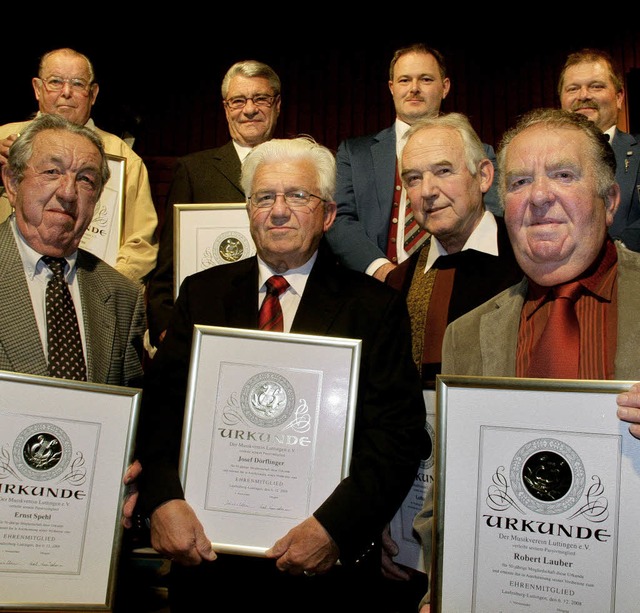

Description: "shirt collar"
525 237 618 315
10 215 78 281
233 140 254 164
424 210 499 272
257 251 318 296
395 118 411 158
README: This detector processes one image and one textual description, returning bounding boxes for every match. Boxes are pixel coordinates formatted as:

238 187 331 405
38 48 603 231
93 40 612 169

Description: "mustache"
571 100 599 111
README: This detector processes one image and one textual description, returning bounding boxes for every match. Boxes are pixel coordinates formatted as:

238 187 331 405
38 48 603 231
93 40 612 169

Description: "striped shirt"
517 238 618 380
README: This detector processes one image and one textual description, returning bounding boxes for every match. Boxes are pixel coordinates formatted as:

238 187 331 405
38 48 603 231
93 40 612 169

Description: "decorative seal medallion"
212 232 250 264
422 420 435 470
510 437 585 515
240 372 295 428
13 422 72 481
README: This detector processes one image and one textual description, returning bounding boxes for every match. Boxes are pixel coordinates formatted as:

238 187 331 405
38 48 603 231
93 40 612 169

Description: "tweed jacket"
0 220 146 386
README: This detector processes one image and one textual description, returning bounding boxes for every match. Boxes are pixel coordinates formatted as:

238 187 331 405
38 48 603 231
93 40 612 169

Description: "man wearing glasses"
145 60 281 351
0 47 158 286
135 136 426 612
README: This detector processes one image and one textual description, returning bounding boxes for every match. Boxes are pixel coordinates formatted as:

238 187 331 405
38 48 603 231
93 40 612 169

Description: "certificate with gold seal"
173 203 256 300
433 375 638 613
179 326 360 556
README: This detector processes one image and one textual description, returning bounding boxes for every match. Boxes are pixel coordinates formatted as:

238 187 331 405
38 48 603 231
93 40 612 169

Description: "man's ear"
604 183 621 227
1 165 18 207
323 200 337 231
478 159 495 194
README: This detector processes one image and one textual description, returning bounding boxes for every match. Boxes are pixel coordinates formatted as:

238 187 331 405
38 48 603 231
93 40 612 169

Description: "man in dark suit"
325 43 502 283
0 112 145 386
382 112 522 612
559 47 640 251
135 136 426 612
145 60 281 348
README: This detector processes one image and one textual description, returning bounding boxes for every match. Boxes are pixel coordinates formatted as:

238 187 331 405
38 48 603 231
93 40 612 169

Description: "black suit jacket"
146 141 245 344
137 245 426 563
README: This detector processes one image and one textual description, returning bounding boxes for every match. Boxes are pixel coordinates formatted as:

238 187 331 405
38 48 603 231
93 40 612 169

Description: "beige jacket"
0 118 158 284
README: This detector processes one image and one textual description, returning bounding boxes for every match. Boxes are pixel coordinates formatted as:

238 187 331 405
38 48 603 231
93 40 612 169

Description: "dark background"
3 24 638 209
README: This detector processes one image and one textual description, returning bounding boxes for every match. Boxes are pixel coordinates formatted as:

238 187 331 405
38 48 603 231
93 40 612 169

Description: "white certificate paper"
0 372 140 610
435 376 638 613
174 203 256 299
79 154 125 266
180 326 360 556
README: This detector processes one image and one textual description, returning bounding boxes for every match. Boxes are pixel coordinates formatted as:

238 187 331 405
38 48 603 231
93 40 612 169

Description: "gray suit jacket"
0 221 146 386
325 124 502 273
441 241 640 380
610 130 640 251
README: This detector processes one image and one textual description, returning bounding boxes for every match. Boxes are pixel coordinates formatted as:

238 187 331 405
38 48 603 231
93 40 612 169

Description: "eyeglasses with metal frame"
248 190 326 209
224 94 278 110
39 76 93 94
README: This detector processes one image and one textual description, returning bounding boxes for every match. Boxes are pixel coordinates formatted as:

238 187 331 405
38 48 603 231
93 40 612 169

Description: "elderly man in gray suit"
0 112 146 386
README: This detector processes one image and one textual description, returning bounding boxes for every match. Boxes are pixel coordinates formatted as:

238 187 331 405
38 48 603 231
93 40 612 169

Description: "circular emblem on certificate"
510 437 585 515
422 420 435 470
13 422 72 481
240 372 295 428
213 232 250 264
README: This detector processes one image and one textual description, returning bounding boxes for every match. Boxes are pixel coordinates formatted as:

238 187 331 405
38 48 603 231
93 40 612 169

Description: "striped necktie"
404 206 429 257
258 275 289 332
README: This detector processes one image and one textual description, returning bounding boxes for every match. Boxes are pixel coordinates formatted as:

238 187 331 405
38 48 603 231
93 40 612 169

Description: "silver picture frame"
0 370 141 611
433 375 637 613
173 203 256 300
179 325 360 556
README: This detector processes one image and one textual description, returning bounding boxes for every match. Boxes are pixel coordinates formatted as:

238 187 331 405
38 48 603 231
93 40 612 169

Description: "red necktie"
258 275 289 332
528 281 582 379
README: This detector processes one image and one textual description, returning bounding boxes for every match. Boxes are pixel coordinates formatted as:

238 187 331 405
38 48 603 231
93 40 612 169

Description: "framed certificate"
434 375 637 613
0 370 141 611
173 203 256 300
388 389 434 572
79 154 126 267
179 325 360 556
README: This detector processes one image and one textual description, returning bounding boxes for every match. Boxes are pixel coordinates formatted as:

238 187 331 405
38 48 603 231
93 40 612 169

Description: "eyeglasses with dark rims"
224 94 278 110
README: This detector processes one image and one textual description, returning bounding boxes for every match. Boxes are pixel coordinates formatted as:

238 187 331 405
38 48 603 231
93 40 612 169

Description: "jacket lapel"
479 279 527 377
0 223 48 376
77 253 113 383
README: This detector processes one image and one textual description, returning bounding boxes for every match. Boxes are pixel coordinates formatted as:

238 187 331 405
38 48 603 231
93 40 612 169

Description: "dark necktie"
42 256 87 381
258 275 290 332
528 281 582 379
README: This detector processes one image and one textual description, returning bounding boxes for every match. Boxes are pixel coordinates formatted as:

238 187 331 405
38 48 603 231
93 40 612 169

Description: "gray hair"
7 113 110 193
240 136 336 202
401 112 487 176
221 60 281 99
496 108 616 203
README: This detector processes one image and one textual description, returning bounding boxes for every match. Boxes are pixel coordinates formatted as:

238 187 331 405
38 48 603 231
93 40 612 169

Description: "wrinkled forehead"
41 53 91 79
31 129 101 168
